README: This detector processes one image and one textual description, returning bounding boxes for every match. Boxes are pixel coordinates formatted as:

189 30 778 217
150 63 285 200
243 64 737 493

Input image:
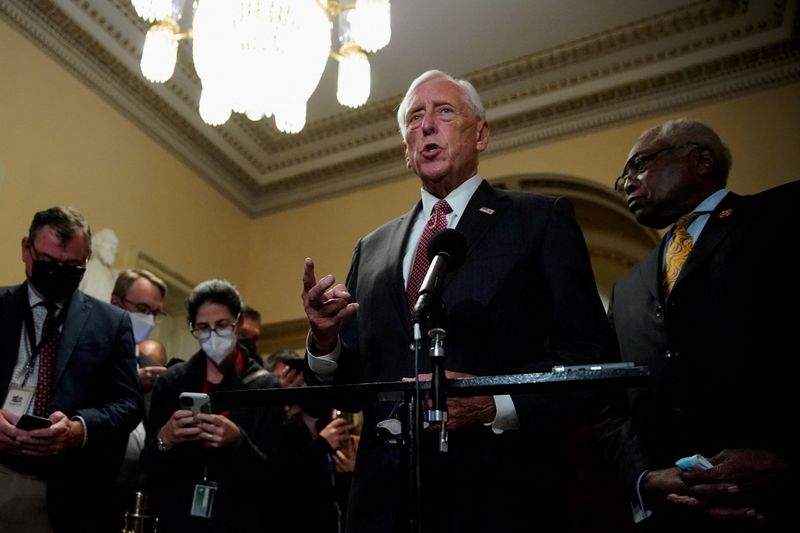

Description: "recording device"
413 228 468 322
675 453 713 471
16 414 52 430
179 392 212 415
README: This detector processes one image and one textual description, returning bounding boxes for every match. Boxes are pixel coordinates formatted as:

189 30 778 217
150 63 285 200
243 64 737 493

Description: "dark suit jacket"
601 181 800 531
313 180 614 533
0 283 142 532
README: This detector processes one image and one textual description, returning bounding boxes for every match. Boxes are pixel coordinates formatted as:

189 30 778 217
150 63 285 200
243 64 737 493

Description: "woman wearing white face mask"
140 279 285 533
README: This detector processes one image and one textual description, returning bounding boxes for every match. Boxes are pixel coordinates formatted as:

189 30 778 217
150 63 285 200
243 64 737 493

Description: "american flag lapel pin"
479 207 495 215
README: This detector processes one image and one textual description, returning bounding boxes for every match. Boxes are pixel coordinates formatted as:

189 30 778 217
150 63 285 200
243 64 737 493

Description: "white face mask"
129 312 155 344
201 329 236 365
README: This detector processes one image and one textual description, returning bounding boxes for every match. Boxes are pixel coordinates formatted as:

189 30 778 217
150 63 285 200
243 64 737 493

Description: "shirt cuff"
632 470 653 523
305 332 340 385
485 394 519 434
71 415 88 449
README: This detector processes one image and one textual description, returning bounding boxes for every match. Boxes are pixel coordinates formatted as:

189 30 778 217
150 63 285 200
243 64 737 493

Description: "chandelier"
132 0 391 133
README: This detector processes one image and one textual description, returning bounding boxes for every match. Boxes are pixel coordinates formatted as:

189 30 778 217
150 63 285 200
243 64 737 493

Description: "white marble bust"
79 228 120 301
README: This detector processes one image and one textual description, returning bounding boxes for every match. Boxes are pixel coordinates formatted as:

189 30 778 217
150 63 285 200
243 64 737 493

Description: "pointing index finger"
302 257 317 292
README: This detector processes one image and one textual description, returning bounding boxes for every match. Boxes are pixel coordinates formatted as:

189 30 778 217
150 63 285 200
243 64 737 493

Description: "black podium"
214 363 648 532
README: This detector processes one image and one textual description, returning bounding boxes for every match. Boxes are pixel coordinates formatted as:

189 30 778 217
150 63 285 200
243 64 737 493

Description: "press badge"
3 385 35 417
190 480 217 518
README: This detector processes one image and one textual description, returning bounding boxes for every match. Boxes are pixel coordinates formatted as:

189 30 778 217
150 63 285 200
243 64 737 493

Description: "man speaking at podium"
301 70 613 533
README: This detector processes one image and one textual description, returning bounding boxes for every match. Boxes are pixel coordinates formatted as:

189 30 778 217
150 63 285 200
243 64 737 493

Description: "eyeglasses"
28 243 87 274
614 143 700 193
120 297 167 320
190 316 238 341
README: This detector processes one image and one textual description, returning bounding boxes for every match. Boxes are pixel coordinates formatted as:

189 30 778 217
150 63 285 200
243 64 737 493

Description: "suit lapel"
638 247 662 303
454 180 509 258
388 201 423 331
388 181 505 329
677 192 747 287
54 291 91 386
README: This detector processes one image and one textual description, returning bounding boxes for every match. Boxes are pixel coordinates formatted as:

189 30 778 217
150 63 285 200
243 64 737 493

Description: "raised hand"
301 258 358 354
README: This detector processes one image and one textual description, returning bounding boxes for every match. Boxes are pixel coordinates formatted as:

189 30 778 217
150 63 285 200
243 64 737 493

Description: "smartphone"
286 358 304 371
179 392 211 415
17 414 52 431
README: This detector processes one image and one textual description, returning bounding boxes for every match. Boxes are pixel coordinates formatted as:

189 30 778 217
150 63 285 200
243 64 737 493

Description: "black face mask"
29 259 84 302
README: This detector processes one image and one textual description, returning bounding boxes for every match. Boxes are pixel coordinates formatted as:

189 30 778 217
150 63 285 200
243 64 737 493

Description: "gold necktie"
663 212 700 298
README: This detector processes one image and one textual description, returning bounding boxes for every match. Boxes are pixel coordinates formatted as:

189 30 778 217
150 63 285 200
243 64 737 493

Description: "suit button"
655 306 663 318
409 343 415 350
673 408 684 417
665 350 672 359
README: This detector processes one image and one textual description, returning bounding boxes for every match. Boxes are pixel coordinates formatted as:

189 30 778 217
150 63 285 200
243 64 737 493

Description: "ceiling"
2 0 799 216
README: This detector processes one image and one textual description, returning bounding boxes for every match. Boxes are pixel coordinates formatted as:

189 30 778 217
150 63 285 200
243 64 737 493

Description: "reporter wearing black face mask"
237 304 265 367
0 206 142 533
27 252 86 303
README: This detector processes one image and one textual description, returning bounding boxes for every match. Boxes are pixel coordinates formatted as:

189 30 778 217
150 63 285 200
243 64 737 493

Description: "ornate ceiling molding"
2 0 798 215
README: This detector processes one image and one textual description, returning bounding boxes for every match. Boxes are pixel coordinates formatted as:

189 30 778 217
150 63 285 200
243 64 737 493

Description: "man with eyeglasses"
111 269 169 390
301 70 613 533
109 269 168 526
598 119 799 532
0 206 142 533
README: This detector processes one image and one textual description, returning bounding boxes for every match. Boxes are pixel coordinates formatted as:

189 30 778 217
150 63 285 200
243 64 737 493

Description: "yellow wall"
0 20 250 293
3 17 799 329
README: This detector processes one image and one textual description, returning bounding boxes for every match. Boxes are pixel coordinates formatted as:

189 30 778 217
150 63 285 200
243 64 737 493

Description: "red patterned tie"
406 199 452 315
33 301 61 417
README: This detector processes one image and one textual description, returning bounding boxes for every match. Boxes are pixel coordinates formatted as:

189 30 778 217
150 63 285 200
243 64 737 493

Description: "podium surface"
214 364 648 409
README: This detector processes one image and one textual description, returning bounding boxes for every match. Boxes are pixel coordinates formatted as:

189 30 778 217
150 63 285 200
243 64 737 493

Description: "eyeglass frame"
27 242 88 274
614 142 702 194
119 296 168 320
190 314 240 341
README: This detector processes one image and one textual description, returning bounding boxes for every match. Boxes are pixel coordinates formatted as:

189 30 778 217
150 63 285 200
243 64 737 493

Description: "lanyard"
21 302 66 386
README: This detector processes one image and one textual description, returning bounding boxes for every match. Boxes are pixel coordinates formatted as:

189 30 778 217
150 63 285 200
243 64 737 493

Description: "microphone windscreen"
426 228 467 272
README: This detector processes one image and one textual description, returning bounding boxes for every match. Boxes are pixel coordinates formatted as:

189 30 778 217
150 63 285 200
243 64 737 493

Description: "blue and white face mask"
129 312 155 344
201 329 236 365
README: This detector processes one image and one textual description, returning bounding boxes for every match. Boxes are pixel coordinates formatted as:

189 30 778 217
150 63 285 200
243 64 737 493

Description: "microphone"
412 228 468 322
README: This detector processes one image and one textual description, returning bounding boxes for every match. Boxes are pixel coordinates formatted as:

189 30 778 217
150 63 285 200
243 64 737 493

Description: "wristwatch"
156 435 171 452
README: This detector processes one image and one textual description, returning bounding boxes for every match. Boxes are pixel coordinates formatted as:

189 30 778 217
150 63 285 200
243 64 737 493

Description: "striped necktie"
663 212 700 298
406 199 452 315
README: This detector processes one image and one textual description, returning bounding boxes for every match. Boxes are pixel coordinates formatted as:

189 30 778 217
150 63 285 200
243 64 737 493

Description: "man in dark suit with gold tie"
0 206 142 532
301 70 614 533
599 119 799 531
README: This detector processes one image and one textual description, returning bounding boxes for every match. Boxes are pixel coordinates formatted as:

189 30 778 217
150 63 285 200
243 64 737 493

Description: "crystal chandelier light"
132 0 391 133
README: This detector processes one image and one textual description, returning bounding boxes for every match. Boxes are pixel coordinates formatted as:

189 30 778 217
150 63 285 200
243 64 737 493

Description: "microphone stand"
408 298 448 533
427 326 448 453
426 298 448 453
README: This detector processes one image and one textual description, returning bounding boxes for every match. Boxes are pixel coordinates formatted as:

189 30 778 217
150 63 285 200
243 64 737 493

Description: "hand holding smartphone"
285 358 304 371
179 392 211 416
16 414 52 431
